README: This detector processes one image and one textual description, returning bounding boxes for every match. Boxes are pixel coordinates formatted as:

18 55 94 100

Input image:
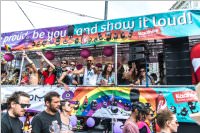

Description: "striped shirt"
123 119 139 133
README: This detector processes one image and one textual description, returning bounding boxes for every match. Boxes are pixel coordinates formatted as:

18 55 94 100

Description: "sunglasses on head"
15 102 31 108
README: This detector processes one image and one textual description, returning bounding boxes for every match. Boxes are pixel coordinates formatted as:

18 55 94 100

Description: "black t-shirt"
55 66 70 84
139 126 148 133
31 111 62 133
1 113 23 133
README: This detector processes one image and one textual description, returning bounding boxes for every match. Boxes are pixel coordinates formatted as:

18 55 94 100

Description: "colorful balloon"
86 117 95 127
45 51 55 60
103 46 114 57
80 48 91 58
76 64 83 70
113 121 123 133
96 63 102 68
3 53 14 61
70 115 77 127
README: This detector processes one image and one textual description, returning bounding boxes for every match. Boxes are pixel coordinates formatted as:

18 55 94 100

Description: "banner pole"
115 43 118 86
18 51 25 85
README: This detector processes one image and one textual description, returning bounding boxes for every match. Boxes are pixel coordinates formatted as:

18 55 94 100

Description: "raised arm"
58 72 69 91
91 65 98 74
23 53 37 73
58 72 68 85
72 67 85 75
36 52 55 69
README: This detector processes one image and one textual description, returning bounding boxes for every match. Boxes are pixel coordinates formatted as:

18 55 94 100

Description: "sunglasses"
149 113 154 117
16 102 31 108
61 62 67 64
87 60 92 62
70 64 75 66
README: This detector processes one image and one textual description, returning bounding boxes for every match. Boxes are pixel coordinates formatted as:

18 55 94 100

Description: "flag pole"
18 51 25 85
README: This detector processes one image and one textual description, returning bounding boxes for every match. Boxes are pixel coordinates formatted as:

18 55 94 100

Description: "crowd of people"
1 91 180 133
1 52 158 87
1 91 74 133
123 102 179 133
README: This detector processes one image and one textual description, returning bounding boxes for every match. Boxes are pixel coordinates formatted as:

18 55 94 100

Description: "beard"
13 110 24 117
49 104 58 113
87 63 93 69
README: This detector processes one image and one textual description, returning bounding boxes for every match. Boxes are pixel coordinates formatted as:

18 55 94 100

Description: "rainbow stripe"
5 44 11 51
71 87 157 117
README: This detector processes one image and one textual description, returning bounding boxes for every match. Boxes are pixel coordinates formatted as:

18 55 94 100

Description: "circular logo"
62 91 74 100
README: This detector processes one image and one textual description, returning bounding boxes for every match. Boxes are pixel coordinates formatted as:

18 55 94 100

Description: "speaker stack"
158 53 164 84
129 42 147 68
163 37 192 85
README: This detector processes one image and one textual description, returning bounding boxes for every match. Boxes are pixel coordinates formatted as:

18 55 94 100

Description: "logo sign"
173 91 198 103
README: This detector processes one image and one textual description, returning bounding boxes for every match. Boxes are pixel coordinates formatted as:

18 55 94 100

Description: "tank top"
83 67 97 85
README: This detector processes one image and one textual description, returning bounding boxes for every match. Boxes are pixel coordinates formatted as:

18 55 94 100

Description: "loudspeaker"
130 47 145 53
158 53 164 84
129 54 145 61
129 44 146 61
67 25 74 37
163 37 192 85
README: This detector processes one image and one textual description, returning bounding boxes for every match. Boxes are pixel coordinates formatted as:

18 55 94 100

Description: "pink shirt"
137 121 151 133
123 119 139 133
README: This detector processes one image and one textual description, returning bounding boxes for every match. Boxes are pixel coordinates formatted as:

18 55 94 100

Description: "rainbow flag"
5 44 11 51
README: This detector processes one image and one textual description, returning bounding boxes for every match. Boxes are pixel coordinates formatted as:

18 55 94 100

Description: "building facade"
170 1 200 10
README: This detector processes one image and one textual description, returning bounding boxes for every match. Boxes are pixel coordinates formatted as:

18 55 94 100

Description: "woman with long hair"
60 100 74 133
136 104 152 133
97 63 115 86
39 55 56 85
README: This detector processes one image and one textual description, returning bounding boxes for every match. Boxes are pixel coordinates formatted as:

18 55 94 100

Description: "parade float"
1 9 200 132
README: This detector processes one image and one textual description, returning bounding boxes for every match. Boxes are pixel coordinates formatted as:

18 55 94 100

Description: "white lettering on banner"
1 85 130 119
1 86 68 112
138 29 159 36
2 12 194 44
173 91 198 103
2 31 29 45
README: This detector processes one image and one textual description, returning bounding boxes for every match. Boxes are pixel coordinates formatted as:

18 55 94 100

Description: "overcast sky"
1 1 176 33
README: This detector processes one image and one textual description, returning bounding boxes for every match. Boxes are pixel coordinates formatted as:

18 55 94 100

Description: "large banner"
1 9 200 51
1 85 200 123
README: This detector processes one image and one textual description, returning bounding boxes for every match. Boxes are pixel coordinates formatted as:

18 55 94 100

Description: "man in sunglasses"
31 91 62 133
37 52 70 89
71 56 98 85
1 91 32 133
58 61 79 86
